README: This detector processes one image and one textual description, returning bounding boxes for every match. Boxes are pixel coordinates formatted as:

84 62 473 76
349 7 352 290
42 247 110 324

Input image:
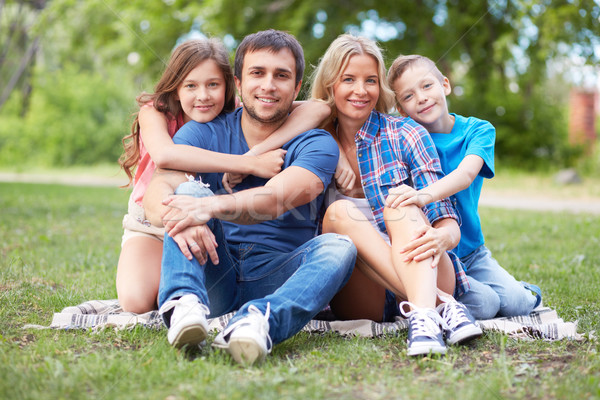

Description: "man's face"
235 48 301 125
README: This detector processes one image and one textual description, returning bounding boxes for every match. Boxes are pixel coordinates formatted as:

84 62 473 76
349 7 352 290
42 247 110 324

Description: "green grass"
1 182 599 400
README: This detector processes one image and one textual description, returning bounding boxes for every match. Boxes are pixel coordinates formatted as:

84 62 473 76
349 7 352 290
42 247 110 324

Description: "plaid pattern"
27 299 584 342
354 111 468 295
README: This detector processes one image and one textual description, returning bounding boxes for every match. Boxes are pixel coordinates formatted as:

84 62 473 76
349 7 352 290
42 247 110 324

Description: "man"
144 30 356 365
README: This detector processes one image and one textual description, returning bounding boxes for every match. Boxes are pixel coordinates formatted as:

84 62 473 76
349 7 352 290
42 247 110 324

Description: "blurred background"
1 0 599 175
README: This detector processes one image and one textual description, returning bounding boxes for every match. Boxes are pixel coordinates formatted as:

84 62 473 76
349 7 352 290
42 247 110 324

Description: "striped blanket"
26 299 583 341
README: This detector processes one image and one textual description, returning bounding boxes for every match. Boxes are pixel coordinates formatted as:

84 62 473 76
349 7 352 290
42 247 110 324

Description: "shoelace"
221 302 273 351
440 301 469 330
158 294 210 316
399 301 444 338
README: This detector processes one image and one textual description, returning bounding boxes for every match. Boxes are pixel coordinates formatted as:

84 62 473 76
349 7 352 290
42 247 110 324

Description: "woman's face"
332 54 380 126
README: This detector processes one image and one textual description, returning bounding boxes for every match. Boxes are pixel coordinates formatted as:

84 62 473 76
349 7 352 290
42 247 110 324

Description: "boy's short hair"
387 54 445 89
234 29 305 86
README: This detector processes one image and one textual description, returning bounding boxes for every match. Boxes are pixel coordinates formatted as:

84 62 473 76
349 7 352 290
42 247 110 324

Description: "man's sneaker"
213 303 272 365
436 298 482 345
159 294 210 349
400 301 447 356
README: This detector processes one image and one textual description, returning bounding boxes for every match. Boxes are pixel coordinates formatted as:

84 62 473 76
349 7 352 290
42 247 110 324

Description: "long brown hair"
119 38 236 185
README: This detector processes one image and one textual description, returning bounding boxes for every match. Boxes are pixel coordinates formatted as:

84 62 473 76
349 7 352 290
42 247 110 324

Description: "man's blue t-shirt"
173 108 339 253
429 114 495 259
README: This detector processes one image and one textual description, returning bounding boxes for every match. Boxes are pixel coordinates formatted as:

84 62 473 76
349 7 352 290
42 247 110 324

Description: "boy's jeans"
457 245 539 320
158 181 357 344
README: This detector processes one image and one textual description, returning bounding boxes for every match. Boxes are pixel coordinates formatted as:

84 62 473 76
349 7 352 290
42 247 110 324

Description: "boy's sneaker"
400 301 447 356
213 303 272 365
436 298 482 345
159 294 210 349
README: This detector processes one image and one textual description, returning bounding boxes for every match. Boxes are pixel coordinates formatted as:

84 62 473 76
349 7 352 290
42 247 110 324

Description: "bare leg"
116 236 163 313
323 200 456 316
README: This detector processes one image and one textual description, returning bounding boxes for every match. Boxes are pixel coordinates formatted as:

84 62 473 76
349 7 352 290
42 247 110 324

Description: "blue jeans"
457 245 539 319
159 182 357 344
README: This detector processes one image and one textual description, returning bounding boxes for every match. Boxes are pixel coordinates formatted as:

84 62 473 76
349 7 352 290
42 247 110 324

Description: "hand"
161 194 213 237
334 155 356 194
252 148 287 179
222 172 246 194
172 225 219 265
400 225 454 268
386 184 430 209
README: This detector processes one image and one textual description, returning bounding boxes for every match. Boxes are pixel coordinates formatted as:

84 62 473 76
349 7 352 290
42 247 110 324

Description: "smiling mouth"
348 100 369 106
419 104 435 114
257 98 278 104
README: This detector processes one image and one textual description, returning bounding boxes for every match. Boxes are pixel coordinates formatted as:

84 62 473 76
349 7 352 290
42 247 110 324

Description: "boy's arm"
386 154 484 208
139 106 284 178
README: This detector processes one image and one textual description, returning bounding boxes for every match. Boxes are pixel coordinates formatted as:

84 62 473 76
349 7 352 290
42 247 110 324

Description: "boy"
386 54 541 319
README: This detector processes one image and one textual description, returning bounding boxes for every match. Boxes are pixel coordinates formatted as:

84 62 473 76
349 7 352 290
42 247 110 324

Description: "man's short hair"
234 29 305 86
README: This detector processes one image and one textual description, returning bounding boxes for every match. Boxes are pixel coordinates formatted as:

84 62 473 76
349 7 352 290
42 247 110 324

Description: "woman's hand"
400 225 455 268
386 184 430 209
172 225 219 265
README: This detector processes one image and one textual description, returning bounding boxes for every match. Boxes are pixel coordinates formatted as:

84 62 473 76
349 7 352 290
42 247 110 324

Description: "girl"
310 34 481 356
117 38 330 313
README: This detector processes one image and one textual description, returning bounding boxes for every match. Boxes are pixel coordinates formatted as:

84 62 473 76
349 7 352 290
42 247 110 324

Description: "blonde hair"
310 34 394 118
388 55 445 108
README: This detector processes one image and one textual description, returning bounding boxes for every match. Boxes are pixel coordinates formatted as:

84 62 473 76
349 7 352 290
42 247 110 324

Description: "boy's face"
391 63 451 132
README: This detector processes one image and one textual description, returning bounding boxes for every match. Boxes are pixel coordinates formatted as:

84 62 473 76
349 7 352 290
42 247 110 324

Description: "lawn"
0 181 598 400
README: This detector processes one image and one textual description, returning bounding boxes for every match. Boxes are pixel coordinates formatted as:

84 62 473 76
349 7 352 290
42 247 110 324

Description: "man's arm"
162 165 324 236
143 168 189 227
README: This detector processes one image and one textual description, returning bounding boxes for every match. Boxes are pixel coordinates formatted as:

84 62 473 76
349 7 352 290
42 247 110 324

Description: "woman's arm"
247 100 331 155
138 105 284 178
222 100 331 192
386 154 484 208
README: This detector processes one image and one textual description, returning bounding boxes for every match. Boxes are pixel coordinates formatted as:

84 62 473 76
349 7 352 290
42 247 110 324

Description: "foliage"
1 181 599 399
0 64 135 166
0 0 599 168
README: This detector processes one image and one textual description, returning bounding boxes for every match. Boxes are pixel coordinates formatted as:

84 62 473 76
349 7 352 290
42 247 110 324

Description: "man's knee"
458 282 501 320
175 180 214 198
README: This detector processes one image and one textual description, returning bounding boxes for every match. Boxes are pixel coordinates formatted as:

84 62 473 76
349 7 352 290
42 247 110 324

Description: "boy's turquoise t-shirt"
429 114 495 259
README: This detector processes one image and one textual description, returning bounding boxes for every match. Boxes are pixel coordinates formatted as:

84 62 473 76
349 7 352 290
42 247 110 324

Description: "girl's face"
332 54 380 126
177 59 227 123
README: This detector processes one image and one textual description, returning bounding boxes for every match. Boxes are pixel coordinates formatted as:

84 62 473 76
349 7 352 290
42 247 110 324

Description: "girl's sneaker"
400 301 446 356
436 298 482 345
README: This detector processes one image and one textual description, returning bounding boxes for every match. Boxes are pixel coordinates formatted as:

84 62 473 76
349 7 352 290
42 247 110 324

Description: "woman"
310 34 481 356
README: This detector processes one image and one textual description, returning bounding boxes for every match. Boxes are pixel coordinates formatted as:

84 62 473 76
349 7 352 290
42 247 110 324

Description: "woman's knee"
322 199 360 232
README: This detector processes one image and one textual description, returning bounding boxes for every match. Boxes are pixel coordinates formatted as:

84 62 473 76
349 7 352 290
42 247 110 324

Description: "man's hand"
161 195 214 237
171 225 219 265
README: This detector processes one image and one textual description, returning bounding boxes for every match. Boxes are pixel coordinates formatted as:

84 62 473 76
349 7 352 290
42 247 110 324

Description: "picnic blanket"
25 299 584 341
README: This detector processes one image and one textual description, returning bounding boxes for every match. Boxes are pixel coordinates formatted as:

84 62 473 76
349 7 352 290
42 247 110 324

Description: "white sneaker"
400 301 447 356
213 303 272 365
159 294 210 349
436 297 482 345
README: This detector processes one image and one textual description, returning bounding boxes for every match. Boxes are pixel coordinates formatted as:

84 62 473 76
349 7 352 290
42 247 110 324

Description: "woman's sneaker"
213 303 272 365
436 298 482 345
400 301 446 356
159 294 210 349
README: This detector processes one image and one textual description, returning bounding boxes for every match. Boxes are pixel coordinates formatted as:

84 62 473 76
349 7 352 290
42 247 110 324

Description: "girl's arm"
138 105 285 178
386 154 484 208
